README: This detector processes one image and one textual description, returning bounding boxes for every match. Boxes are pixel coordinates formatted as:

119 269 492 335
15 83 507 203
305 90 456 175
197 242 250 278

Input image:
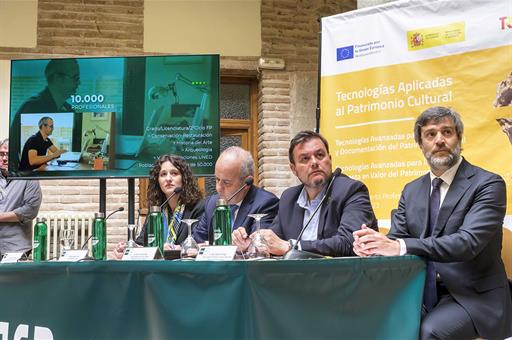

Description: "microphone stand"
160 187 183 211
283 168 341 260
226 177 254 204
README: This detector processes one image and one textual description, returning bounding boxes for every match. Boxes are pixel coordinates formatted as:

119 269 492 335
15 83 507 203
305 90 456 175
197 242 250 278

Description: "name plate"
122 247 162 261
195 246 237 261
1 252 24 263
58 249 88 262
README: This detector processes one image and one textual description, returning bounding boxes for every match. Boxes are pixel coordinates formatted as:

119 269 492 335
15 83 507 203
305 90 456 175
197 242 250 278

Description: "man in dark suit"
192 146 279 244
233 131 377 256
353 106 512 340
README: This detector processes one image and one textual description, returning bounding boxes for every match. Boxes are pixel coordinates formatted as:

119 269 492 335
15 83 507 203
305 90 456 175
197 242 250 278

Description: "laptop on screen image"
20 112 76 162
57 151 82 163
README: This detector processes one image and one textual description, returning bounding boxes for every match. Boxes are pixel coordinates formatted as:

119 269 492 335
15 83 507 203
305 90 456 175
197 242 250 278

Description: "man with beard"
233 130 378 257
19 117 66 171
353 106 512 340
0 139 42 256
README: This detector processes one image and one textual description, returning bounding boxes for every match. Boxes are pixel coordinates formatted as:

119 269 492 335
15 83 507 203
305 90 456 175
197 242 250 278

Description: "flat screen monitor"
8 55 220 179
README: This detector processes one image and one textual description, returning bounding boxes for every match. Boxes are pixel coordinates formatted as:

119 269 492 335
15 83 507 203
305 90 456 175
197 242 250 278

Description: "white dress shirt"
398 157 463 255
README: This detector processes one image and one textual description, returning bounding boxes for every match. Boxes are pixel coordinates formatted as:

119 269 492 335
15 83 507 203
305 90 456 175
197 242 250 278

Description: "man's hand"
52 149 66 159
353 224 400 257
164 243 181 251
259 229 291 256
0 211 20 223
232 227 251 253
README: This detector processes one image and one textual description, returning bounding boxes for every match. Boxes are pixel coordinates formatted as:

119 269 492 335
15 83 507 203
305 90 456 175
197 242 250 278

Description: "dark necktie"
229 204 238 230
424 177 443 312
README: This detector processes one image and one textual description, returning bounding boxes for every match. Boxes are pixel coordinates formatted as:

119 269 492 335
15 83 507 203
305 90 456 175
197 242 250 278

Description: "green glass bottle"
213 199 232 245
92 212 106 260
147 206 164 253
33 217 47 261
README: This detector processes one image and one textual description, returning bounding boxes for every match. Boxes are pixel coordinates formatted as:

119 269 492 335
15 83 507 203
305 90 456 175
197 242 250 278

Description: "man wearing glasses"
19 117 66 171
0 139 42 257
17 58 80 114
12 58 80 168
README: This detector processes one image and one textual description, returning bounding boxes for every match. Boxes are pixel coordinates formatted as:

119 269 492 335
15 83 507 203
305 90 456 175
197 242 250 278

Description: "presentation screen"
8 55 220 179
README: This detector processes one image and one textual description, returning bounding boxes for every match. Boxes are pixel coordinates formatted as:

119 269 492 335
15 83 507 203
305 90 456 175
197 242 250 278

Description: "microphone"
106 206 124 220
284 167 342 260
226 177 254 203
81 206 125 250
159 187 183 210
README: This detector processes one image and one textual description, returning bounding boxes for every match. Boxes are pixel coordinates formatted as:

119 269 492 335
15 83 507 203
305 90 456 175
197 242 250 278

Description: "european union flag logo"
336 46 354 61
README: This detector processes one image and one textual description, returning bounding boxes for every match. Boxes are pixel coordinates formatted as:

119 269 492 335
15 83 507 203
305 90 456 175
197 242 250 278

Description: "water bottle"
92 212 106 260
147 206 164 253
33 217 47 261
213 199 232 245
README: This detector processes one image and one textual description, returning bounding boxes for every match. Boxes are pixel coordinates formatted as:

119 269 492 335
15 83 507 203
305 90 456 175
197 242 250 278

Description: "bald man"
192 146 279 243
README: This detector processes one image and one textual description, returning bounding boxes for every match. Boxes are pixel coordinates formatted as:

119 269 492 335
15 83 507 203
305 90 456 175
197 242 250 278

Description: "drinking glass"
247 213 270 259
59 229 75 253
180 219 199 259
127 224 138 248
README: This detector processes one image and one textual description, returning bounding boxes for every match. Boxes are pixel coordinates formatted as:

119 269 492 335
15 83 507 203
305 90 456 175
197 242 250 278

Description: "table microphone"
283 167 342 260
159 187 182 211
106 206 125 220
226 177 254 203
81 206 124 250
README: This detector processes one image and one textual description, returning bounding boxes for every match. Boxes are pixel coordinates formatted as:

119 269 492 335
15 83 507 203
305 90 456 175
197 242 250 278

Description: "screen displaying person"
19 117 66 171
10 58 80 170
353 106 512 339
17 58 80 114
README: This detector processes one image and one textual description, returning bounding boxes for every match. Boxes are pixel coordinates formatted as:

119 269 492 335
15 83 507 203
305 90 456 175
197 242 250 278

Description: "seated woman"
114 154 204 258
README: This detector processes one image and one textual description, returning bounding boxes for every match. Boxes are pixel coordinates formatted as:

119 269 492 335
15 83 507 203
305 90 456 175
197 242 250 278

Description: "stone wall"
0 0 144 57
258 0 357 194
0 0 358 256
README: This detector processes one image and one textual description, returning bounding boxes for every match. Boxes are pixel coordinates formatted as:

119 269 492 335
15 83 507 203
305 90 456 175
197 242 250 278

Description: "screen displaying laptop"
9 55 220 179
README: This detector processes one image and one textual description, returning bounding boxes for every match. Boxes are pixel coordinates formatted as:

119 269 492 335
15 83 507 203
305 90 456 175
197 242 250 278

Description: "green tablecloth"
0 256 425 339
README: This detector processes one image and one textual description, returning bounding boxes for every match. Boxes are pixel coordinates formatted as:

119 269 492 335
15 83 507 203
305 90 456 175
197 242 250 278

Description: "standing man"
19 117 66 171
192 146 279 243
0 139 42 256
353 106 512 339
233 131 377 257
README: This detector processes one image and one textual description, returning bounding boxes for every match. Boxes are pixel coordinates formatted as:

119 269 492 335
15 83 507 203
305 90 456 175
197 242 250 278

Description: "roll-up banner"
321 0 512 227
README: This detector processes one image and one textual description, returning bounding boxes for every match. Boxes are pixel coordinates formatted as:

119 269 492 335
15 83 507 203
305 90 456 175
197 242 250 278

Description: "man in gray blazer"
353 106 512 340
